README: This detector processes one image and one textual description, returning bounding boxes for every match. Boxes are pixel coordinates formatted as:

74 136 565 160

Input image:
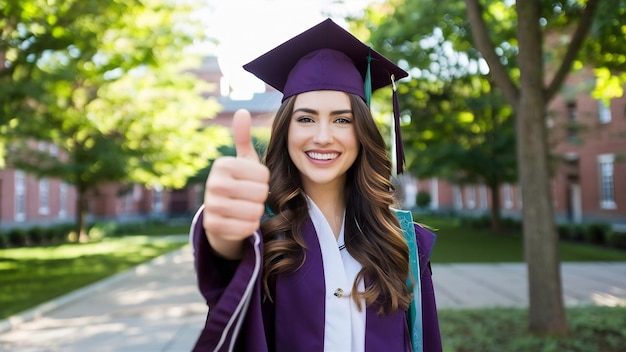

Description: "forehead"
292 90 352 112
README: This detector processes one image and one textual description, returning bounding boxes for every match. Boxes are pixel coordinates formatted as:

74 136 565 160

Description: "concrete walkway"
1 245 625 351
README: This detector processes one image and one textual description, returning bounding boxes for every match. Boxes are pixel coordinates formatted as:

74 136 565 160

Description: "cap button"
333 288 344 298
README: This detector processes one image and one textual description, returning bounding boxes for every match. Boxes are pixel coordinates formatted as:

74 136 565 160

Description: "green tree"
402 75 516 233
357 0 626 335
353 3 517 233
2 0 224 237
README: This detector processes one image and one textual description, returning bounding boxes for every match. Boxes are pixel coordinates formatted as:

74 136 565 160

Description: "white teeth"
307 152 339 160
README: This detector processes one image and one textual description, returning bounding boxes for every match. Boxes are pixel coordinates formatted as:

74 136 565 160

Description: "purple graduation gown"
191 209 442 352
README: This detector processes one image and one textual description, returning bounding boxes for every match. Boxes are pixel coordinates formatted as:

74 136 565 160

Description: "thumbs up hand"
203 109 270 259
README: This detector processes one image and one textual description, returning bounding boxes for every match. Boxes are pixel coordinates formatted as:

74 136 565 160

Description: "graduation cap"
243 18 407 174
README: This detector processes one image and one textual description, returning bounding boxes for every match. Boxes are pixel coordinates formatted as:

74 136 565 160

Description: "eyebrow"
293 108 353 116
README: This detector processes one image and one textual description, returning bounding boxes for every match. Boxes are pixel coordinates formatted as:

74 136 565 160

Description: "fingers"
204 156 269 223
203 196 265 241
232 109 260 162
201 109 270 258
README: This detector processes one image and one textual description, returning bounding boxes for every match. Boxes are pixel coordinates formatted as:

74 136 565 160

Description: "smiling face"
287 90 359 193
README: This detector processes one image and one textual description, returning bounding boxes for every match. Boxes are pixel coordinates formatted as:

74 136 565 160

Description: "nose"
313 122 332 144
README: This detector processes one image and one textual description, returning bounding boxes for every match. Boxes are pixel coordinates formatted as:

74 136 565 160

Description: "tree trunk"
489 183 502 234
516 0 568 335
75 190 89 243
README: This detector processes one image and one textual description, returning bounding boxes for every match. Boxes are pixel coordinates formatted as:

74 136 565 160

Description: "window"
124 192 133 212
598 100 612 124
59 183 68 218
39 178 49 215
503 184 513 209
453 186 463 210
479 185 488 210
430 178 439 209
598 154 616 209
465 186 476 209
153 185 163 213
566 101 578 139
15 171 26 222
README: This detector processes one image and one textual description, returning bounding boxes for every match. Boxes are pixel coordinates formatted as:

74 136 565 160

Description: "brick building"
1 55 624 230
403 70 626 227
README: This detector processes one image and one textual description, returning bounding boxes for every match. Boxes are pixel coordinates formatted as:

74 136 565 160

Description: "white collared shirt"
306 196 366 352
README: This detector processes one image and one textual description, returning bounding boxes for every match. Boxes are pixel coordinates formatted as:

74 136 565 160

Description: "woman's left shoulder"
413 222 437 263
413 222 437 242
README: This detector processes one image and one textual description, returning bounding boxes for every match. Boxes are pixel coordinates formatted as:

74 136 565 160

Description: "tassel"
392 74 404 175
365 51 372 106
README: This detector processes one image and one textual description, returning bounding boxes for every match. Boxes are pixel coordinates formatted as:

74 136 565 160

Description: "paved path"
434 262 626 309
1 244 625 351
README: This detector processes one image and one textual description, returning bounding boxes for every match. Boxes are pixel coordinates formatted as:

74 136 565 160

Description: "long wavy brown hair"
260 93 411 315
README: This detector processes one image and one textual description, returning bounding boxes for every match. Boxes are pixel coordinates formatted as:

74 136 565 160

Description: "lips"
306 151 339 160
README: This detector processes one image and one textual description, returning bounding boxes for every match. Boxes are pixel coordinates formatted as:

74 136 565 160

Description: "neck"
304 183 345 240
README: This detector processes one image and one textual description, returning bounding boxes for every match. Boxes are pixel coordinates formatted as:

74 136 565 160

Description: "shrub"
567 224 586 241
7 228 27 247
415 190 431 208
113 221 145 236
501 217 522 231
583 222 612 245
41 226 56 243
557 224 571 240
607 231 626 250
0 232 6 249
27 226 45 245
49 223 73 243
466 215 492 229
88 222 118 241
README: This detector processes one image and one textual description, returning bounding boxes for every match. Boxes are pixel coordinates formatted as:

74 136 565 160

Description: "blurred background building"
1 55 624 230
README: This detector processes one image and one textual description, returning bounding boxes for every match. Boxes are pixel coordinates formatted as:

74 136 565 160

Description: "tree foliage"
1 0 225 235
353 1 517 232
356 0 626 335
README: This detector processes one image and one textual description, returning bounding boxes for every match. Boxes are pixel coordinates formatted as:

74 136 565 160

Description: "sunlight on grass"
0 236 187 320
1 236 164 260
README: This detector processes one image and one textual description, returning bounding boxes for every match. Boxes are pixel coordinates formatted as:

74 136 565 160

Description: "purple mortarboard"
243 18 408 174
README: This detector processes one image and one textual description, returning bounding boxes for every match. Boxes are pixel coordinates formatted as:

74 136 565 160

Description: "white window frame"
479 185 488 210
430 178 439 209
124 192 133 212
15 171 26 222
59 182 68 218
465 185 476 209
503 184 513 209
39 178 50 215
598 154 616 209
152 185 164 212
453 186 463 210
598 100 612 124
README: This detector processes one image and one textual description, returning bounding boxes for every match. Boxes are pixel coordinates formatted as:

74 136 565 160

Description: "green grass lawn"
414 215 626 263
0 233 188 320
439 306 626 352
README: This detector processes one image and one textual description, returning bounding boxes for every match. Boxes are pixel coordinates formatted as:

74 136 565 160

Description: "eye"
296 116 315 123
334 117 352 124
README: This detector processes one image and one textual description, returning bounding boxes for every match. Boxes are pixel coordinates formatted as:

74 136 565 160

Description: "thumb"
232 109 260 162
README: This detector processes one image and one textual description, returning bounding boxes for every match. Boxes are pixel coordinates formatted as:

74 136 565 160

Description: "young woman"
190 19 442 352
